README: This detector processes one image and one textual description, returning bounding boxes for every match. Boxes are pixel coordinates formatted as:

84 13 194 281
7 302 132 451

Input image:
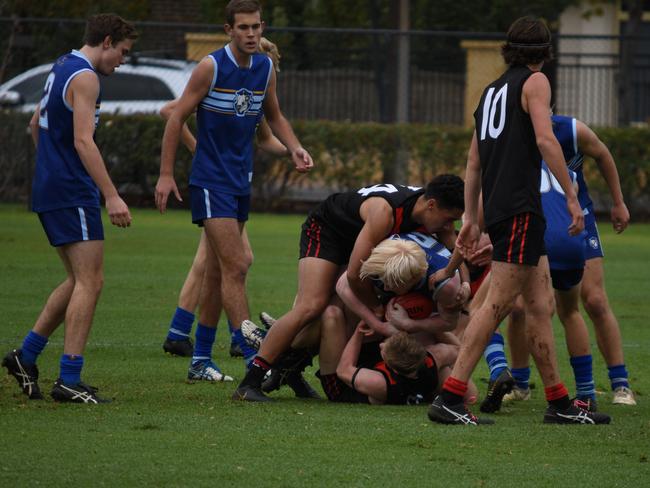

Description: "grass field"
1 204 649 487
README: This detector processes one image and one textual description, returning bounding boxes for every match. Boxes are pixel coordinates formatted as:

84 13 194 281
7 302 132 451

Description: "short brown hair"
83 13 138 47
382 333 426 376
501 16 553 67
225 0 262 26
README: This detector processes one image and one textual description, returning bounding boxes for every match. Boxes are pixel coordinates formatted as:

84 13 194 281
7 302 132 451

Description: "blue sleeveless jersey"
551 115 593 210
540 161 586 270
32 50 101 213
190 45 273 196
391 232 452 294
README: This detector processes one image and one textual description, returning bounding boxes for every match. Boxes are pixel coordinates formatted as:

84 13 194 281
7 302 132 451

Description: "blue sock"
608 364 629 390
231 327 257 369
167 307 195 341
484 332 508 381
228 321 237 346
511 367 530 390
570 354 596 401
59 354 84 385
21 331 49 365
192 323 216 363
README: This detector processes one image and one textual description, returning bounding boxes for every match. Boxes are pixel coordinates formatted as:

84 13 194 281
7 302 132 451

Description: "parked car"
0 56 194 115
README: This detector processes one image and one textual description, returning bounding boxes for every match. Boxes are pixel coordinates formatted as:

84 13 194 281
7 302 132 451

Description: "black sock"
549 395 572 410
241 356 271 388
440 389 464 405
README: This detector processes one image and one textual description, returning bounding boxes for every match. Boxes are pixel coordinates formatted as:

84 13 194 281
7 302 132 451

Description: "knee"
243 249 254 271
78 272 104 296
582 290 609 319
322 304 345 324
221 260 249 282
294 299 330 325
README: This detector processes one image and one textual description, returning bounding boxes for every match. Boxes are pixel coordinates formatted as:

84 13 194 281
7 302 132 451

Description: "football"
392 292 435 320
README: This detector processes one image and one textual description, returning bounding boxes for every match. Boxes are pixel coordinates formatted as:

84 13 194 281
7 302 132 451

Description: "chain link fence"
1 17 650 127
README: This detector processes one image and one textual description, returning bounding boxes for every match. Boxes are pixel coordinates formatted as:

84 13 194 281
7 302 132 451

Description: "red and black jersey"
373 352 439 405
473 65 544 227
310 184 424 244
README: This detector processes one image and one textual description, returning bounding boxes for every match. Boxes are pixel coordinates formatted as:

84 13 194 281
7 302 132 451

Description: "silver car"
0 57 194 115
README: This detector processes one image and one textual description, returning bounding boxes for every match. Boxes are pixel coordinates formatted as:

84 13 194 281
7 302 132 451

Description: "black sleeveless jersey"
373 353 438 405
310 184 424 243
473 65 544 227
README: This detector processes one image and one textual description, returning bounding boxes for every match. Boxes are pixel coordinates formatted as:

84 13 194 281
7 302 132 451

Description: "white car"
0 57 194 115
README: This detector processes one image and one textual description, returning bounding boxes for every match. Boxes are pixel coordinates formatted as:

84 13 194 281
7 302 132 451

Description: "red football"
392 292 435 319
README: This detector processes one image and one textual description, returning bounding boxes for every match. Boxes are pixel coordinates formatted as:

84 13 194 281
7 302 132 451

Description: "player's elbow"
159 104 172 120
74 136 94 155
535 134 557 153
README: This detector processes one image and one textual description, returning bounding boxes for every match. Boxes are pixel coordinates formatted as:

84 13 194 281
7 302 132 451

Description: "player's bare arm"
156 57 212 212
160 99 197 154
262 69 313 173
256 118 289 156
576 120 629 233
335 272 398 337
385 300 455 334
456 132 481 256
347 198 395 311
29 105 40 147
524 72 583 235
70 71 131 228
336 325 388 403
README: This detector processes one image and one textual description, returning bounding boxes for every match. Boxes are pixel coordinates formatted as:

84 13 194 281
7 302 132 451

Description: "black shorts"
299 216 354 265
550 268 584 291
488 212 546 266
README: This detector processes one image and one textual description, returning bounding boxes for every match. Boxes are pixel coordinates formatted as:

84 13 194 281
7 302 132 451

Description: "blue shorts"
550 268 584 291
189 186 250 225
38 206 104 247
583 209 604 260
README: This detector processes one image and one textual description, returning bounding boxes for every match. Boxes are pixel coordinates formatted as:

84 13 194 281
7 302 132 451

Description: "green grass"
1 205 649 487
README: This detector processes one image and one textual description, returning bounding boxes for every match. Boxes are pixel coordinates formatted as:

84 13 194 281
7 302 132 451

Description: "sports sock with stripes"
511 367 531 390
570 354 596 401
484 332 508 381
544 383 571 410
167 307 194 341
608 364 630 390
192 323 216 364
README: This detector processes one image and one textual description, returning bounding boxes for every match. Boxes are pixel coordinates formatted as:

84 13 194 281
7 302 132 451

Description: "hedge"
2 111 649 215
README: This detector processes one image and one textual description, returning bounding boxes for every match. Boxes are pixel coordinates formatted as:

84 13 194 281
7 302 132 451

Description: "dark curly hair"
424 174 464 211
83 13 138 47
501 16 553 67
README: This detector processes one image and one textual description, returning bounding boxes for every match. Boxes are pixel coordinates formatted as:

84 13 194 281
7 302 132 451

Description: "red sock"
544 383 569 401
441 376 468 404
545 383 571 409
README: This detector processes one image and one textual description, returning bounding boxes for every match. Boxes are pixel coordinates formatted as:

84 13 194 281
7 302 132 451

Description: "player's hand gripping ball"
391 292 435 320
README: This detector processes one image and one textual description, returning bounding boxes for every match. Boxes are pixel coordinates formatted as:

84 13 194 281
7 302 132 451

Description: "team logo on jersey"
233 88 253 117
588 237 600 249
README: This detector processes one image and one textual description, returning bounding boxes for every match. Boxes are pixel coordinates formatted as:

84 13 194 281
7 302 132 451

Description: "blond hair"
382 332 426 376
360 239 427 291
259 37 281 72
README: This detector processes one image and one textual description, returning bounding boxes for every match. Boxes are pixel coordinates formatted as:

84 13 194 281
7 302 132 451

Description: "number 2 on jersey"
38 72 56 129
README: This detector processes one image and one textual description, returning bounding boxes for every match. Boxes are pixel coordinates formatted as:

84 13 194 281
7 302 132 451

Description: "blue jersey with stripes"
190 45 273 196
540 161 586 270
551 115 593 210
32 50 101 212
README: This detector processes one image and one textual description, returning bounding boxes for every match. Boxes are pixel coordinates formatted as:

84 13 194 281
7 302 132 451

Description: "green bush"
2 111 650 216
